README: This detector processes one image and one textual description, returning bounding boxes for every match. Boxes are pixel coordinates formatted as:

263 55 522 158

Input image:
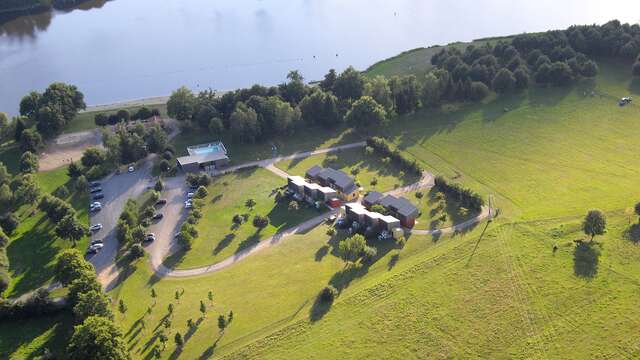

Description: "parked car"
152 213 163 220
128 166 135 173
89 181 101 187
144 233 156 242
90 239 103 245
187 192 194 199
90 203 102 212
92 193 104 200
378 231 392 241
87 243 103 254
185 200 193 209
90 187 103 193
89 224 103 232
91 201 102 207
155 199 167 206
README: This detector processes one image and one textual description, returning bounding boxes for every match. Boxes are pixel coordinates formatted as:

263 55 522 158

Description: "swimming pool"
187 142 227 156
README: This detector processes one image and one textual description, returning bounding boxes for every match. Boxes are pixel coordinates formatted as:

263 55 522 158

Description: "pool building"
177 141 230 172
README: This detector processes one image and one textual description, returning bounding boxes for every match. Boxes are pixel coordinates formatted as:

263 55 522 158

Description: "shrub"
364 146 374 156
458 207 469 217
350 167 360 176
326 227 336 236
319 285 338 303
130 244 144 258
252 215 269 230
94 113 108 126
135 107 152 120
74 175 89 192
232 214 244 225
415 191 424 199
53 185 69 199
370 177 378 186
154 180 164 192
0 214 19 235
288 200 299 212
324 155 338 164
191 209 202 219
187 215 197 225
178 231 193 250
196 186 208 199
362 245 377 263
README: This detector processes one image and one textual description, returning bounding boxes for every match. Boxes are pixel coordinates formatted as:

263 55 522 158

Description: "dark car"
92 193 104 200
90 181 101 187
152 213 163 220
90 187 103 193
155 199 167 206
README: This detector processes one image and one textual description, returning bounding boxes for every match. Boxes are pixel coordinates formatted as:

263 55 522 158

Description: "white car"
91 201 102 207
88 243 103 252
128 166 135 173
187 192 194 199
90 224 103 232
90 239 103 245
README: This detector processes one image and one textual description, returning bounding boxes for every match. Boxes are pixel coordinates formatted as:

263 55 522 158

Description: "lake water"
1 0 639 115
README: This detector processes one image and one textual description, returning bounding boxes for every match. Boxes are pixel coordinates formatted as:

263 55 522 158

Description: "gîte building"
177 141 230 172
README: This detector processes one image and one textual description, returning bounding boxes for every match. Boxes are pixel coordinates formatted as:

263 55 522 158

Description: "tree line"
0 0 91 14
433 176 484 212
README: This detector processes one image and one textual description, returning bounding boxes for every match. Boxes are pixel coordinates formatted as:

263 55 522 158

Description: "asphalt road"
87 161 155 289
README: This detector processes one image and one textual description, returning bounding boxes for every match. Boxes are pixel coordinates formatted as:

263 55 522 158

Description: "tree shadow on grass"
387 252 400 270
309 292 333 322
622 224 640 243
314 245 329 262
213 233 235 255
197 334 224 360
573 241 600 279
628 77 640 95
235 232 261 254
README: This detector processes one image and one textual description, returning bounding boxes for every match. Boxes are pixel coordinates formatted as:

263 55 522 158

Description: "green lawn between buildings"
170 167 320 270
275 147 419 193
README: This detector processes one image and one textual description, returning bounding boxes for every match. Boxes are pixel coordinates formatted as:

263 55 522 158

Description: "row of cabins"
287 166 359 207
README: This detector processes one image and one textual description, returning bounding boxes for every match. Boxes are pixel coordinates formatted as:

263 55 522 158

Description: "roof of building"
288 176 306 186
177 152 229 166
378 195 419 218
380 215 401 224
306 165 323 178
363 191 384 204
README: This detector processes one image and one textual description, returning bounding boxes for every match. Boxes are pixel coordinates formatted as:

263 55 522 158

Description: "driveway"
87 161 155 289
145 174 188 271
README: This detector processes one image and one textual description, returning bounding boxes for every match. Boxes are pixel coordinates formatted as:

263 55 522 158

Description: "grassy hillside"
5 166 90 297
0 313 73 359
108 56 640 359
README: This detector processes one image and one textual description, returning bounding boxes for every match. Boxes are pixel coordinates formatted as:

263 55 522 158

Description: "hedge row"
366 137 423 176
433 176 484 212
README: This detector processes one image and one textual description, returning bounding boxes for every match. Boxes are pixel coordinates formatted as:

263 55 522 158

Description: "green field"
5 166 90 297
171 168 319 269
275 147 419 192
404 188 479 230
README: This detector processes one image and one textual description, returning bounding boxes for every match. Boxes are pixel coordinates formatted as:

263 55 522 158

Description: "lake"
1 0 639 115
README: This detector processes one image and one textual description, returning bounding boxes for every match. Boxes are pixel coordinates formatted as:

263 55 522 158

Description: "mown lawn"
275 147 419 193
379 58 640 220
109 220 442 359
169 168 319 270
5 166 90 297
0 312 74 359
225 213 640 359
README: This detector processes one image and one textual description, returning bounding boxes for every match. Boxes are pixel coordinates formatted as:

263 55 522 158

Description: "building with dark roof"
305 166 358 201
363 193 419 228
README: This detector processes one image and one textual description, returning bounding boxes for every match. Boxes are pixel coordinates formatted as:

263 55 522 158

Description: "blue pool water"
190 144 223 155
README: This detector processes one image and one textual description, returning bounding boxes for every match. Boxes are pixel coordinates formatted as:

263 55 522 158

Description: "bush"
0 214 19 235
288 200 299 212
232 214 244 225
0 289 63 321
196 186 208 199
130 243 144 258
326 227 336 236
186 173 211 187
178 231 193 250
415 191 424 199
154 180 164 192
135 107 152 120
362 245 377 263
324 155 338 164
252 215 269 230
116 109 130 122
364 146 374 156
94 113 108 126
319 285 338 303
53 185 69 199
